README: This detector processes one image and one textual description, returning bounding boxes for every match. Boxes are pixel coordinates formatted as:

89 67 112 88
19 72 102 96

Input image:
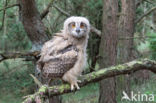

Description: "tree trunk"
98 0 118 103
116 0 136 95
118 0 136 62
19 0 49 50
153 10 156 30
18 0 61 103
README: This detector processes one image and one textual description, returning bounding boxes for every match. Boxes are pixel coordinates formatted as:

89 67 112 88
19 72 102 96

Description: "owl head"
63 16 90 38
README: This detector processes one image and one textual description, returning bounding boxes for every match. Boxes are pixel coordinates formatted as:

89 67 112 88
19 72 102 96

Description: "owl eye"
80 23 85 28
71 23 75 28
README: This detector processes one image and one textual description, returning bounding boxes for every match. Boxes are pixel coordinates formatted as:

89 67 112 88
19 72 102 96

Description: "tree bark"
18 0 61 103
19 0 49 50
98 0 118 103
23 58 156 103
117 0 136 95
153 9 156 30
118 0 136 62
0 50 40 62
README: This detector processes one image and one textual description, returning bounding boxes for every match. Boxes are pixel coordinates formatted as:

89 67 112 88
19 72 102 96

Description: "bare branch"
0 3 19 30
136 0 155 8
0 0 8 30
136 0 153 8
144 0 155 4
40 0 55 19
90 25 101 37
53 4 70 16
53 4 102 37
0 51 40 62
135 6 156 24
30 74 42 87
23 59 156 103
119 36 156 40
136 0 144 8
0 3 19 12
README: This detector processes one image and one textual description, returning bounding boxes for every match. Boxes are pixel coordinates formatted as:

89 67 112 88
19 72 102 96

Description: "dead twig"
135 6 156 24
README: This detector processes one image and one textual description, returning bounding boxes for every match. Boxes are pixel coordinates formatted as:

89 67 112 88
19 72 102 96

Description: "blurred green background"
0 0 156 103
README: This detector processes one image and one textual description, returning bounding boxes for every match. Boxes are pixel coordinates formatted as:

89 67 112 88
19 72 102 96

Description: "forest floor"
0 59 156 103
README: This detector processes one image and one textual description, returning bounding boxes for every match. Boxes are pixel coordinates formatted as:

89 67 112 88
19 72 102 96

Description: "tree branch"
0 0 8 30
119 35 156 40
0 51 40 62
90 25 101 37
136 0 154 8
40 0 55 20
30 74 42 87
136 0 144 8
40 3 102 36
53 4 102 36
23 58 156 103
0 3 19 12
144 0 155 4
19 0 49 49
53 4 70 16
136 0 153 8
135 6 156 24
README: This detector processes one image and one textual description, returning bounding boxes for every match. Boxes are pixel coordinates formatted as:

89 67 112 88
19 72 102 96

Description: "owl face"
64 16 90 38
68 21 88 38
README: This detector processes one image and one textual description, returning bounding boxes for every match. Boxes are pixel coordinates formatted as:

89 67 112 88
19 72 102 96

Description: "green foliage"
116 74 156 103
0 0 156 103
0 59 35 103
62 83 99 103
0 0 31 51
147 33 156 60
2 61 9 69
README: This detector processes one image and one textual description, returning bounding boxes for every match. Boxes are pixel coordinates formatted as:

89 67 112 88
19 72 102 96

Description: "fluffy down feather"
37 16 90 90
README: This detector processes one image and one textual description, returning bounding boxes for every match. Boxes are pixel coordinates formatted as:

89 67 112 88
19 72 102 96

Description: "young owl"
37 16 90 90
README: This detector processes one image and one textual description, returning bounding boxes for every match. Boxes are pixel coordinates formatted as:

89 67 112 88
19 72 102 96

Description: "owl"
37 16 90 90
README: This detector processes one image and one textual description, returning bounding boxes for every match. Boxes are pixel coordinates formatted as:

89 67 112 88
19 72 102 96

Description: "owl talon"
70 82 80 91
75 84 80 90
71 84 74 91
77 80 81 83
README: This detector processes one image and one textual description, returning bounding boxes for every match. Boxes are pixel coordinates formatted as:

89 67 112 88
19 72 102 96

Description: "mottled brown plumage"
42 45 79 78
37 35 79 78
37 16 90 90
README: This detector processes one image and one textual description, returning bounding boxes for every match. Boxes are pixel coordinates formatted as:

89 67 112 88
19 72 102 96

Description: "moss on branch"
23 58 156 103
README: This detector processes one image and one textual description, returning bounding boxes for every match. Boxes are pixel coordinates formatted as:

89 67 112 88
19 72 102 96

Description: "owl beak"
76 28 80 33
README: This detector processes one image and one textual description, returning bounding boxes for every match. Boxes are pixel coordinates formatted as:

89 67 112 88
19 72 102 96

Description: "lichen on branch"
23 58 156 103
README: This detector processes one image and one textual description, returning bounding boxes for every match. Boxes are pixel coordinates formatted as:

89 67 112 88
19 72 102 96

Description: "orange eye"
80 24 84 28
72 24 75 28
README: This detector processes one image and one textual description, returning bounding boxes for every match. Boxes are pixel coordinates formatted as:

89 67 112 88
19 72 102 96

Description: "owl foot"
70 82 80 91
77 80 81 83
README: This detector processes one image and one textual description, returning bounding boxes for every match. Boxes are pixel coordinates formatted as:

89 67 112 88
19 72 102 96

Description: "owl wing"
39 35 67 62
42 45 79 78
37 35 70 71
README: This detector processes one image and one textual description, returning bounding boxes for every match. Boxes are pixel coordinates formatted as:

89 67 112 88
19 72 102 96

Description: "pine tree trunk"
116 0 136 95
153 10 156 30
18 0 49 50
18 0 61 103
98 0 118 103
